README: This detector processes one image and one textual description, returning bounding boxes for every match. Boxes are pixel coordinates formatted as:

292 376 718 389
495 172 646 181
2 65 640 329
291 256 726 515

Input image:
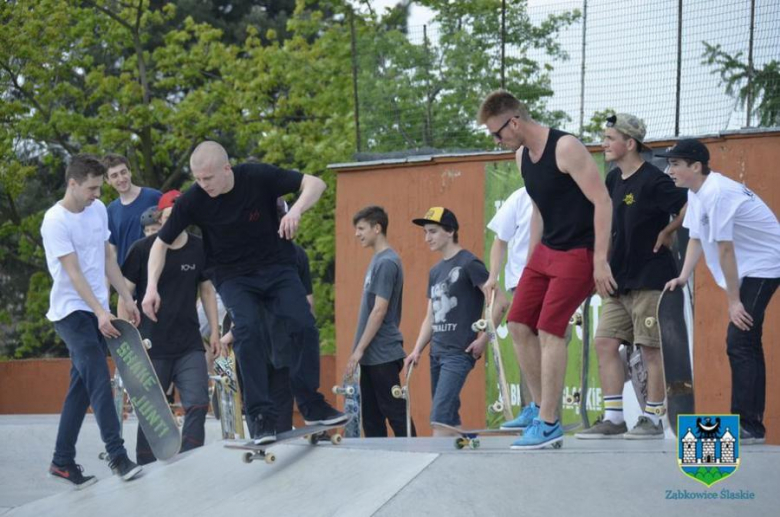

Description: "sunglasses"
491 116 517 140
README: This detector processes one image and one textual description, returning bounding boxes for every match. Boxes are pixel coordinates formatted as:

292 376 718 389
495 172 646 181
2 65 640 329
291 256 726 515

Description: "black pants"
360 359 416 437
726 276 779 438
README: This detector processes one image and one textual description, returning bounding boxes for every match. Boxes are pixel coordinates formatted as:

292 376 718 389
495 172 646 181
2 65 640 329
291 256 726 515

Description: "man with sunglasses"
478 91 614 449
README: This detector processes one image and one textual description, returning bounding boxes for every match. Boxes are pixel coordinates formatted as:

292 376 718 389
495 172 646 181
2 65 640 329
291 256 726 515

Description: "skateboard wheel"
472 319 487 332
551 441 563 450
565 393 580 405
455 438 466 450
142 339 152 350
470 439 480 449
98 452 108 461
491 401 504 413
331 385 340 394
331 433 343 445
308 433 319 445
391 385 403 398
264 453 276 464
242 452 254 464
569 313 583 326
644 317 656 328
345 386 356 396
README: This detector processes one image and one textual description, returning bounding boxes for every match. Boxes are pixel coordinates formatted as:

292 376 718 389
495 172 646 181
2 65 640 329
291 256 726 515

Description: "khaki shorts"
595 290 661 347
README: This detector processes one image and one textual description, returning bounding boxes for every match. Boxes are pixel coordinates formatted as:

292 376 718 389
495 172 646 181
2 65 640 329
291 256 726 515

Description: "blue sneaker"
510 418 564 450
500 402 539 430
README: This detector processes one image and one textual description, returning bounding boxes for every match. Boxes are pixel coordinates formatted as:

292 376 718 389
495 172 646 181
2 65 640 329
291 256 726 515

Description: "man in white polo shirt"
661 139 780 445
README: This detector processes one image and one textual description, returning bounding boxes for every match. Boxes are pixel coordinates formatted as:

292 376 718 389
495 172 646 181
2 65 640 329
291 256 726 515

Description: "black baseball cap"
412 207 459 230
655 138 710 164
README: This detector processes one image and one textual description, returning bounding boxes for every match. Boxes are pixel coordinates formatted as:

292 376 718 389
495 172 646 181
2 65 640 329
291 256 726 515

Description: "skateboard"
472 292 514 422
657 287 694 436
332 366 361 438
391 362 414 437
210 313 245 439
111 368 126 435
620 342 648 410
224 420 348 464
105 319 182 461
564 296 591 430
431 421 525 450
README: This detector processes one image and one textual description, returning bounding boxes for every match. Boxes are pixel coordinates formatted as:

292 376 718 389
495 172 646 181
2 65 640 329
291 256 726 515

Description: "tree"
703 42 780 127
354 0 580 152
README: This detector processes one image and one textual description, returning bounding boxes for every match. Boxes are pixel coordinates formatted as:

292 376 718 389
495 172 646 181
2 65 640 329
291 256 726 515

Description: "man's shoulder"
127 234 156 257
374 249 402 270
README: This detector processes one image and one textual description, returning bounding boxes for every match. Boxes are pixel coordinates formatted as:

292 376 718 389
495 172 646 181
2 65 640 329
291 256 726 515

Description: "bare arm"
665 237 703 293
199 280 221 355
404 300 434 369
485 237 508 301
116 278 136 321
306 294 315 316
141 237 172 321
718 241 753 331
60 253 120 337
526 200 542 265
346 296 389 375
279 174 327 239
557 136 615 297
105 243 140 326
654 204 688 253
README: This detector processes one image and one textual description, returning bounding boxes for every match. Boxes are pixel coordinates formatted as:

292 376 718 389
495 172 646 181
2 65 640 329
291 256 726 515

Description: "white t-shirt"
487 187 533 291
682 172 780 289
41 200 111 321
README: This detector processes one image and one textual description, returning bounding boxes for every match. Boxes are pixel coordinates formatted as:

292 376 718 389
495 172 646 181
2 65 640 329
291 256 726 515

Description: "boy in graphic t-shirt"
661 139 780 445
405 207 490 434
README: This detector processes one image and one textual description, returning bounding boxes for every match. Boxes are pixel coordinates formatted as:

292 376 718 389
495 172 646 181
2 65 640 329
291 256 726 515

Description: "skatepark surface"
1 415 777 517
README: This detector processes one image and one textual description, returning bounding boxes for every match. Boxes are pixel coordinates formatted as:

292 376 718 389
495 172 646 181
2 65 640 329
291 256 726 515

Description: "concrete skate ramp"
6 434 780 517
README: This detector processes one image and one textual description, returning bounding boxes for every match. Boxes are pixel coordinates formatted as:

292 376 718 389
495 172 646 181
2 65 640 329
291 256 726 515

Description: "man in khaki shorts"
577 114 687 439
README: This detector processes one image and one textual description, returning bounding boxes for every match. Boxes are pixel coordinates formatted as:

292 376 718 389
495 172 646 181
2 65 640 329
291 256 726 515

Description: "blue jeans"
136 350 209 465
430 352 476 426
727 276 779 438
52 311 126 465
217 265 324 423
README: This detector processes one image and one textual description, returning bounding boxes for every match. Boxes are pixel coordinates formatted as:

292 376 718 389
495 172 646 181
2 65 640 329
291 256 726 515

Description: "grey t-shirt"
352 248 406 366
428 249 489 356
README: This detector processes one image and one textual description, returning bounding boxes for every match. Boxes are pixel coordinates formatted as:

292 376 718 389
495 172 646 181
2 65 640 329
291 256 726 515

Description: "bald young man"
142 142 346 444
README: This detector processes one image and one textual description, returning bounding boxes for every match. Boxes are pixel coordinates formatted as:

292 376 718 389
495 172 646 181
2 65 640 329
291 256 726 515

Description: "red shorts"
507 244 594 338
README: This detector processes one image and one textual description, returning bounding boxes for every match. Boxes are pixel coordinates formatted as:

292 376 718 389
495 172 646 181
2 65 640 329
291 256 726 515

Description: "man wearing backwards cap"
120 190 221 464
405 207 490 435
577 114 687 440
661 139 780 445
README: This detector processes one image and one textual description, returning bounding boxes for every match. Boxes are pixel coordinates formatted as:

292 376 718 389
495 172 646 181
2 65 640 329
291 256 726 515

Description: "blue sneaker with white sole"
500 402 539 430
510 418 563 450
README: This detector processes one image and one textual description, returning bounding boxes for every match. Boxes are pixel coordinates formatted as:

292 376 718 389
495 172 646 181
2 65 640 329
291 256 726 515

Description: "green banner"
483 157 606 430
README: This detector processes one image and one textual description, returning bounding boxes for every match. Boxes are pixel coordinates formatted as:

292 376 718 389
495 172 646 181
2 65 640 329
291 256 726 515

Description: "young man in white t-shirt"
661 139 780 445
482 187 536 430
41 155 143 488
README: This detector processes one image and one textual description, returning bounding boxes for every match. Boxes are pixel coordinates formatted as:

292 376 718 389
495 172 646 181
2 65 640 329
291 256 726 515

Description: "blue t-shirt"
107 187 162 265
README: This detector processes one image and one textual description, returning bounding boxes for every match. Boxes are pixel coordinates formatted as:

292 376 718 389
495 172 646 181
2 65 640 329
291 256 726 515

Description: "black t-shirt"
606 162 687 293
294 243 313 295
122 233 207 358
157 163 303 286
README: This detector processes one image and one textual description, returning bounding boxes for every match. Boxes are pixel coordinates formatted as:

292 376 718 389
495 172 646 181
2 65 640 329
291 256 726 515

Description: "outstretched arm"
279 174 327 239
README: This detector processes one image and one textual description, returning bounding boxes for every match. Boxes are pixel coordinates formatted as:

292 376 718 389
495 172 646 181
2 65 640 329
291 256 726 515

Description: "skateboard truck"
332 385 356 396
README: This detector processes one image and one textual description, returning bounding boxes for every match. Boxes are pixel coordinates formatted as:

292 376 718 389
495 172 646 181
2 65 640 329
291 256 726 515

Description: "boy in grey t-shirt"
405 207 490 433
346 206 416 437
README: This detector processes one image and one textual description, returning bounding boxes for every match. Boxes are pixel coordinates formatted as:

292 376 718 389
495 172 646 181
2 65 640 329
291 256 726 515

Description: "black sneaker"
251 415 277 445
303 404 349 426
740 426 766 445
48 463 97 490
108 454 143 481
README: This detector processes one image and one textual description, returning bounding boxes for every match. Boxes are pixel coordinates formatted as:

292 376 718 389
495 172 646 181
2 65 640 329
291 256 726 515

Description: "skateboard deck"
211 313 245 439
657 287 694 436
105 319 182 461
391 362 414 437
111 368 126 435
431 421 523 450
333 367 361 438
224 420 348 464
565 297 591 430
472 292 513 422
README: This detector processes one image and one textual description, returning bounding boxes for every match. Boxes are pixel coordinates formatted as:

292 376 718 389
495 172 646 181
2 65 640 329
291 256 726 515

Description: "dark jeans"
360 359 416 437
52 311 126 465
136 350 209 465
727 276 779 438
217 265 324 424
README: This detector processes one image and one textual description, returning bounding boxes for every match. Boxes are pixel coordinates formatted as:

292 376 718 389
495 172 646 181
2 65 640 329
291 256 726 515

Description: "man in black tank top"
479 91 615 450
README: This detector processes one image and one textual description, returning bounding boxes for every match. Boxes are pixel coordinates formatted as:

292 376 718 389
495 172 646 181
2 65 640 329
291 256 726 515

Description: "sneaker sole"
574 433 625 440
48 474 98 490
252 437 277 446
304 414 349 426
499 425 529 431
510 435 564 450
120 465 143 481
624 433 664 440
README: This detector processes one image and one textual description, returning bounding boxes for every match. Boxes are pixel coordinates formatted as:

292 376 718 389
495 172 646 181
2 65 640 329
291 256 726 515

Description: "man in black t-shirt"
142 141 346 444
120 190 221 464
576 114 687 441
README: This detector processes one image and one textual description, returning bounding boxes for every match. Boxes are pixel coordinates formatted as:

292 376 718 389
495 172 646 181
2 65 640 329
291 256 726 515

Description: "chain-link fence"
351 0 780 155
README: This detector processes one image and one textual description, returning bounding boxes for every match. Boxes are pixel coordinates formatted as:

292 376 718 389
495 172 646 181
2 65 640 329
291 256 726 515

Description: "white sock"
604 395 624 424
644 401 663 426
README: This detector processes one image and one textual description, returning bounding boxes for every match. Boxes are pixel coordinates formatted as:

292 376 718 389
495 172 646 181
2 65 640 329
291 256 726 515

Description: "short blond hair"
477 90 530 124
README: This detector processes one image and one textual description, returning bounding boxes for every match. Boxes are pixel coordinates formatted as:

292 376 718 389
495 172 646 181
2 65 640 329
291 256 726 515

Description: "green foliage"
703 42 780 127
580 108 615 145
